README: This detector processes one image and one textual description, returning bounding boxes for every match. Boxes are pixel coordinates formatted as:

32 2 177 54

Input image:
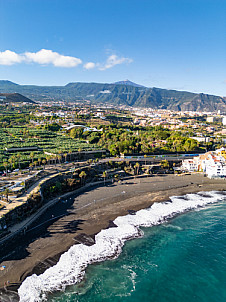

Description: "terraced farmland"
0 127 99 171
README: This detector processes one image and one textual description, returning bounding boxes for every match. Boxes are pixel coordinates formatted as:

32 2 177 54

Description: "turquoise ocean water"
49 200 226 302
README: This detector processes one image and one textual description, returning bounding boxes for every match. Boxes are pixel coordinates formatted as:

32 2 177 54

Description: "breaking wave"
18 191 225 302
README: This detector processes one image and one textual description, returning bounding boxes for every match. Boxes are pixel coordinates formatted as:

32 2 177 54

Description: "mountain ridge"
0 80 225 112
0 92 35 104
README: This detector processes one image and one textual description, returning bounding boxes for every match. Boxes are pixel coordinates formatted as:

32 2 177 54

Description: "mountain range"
0 80 225 112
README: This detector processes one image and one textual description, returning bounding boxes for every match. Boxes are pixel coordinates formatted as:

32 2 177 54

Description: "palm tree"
3 161 8 177
64 153 67 163
45 155 49 165
11 155 16 170
69 149 72 161
38 157 42 167
17 153 21 169
8 157 13 171
30 151 35 164
34 160 38 169
78 148 82 160
57 154 62 164
29 162 33 171
79 171 87 186
134 162 140 176
102 171 107 185
4 188 10 202
42 159 47 170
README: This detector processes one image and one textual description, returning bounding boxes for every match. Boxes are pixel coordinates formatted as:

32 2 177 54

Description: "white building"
181 158 198 172
206 164 226 178
222 116 226 126
190 136 211 143
206 116 216 123
181 148 226 178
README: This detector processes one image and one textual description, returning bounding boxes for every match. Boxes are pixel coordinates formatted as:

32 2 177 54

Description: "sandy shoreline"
0 173 225 293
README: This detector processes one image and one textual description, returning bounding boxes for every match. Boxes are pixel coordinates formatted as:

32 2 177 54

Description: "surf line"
18 191 225 302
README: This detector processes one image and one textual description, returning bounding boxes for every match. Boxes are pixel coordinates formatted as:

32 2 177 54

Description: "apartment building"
181 148 226 178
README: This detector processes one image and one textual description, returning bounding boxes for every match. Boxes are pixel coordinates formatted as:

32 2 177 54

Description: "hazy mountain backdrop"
0 80 225 112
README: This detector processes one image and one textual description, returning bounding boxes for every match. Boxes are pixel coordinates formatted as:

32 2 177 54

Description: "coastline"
0 173 225 296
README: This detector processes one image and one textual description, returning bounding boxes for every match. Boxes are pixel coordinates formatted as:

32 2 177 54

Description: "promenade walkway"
0 172 59 218
0 161 99 245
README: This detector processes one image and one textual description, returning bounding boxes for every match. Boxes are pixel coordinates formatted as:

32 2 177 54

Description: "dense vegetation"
70 124 204 156
0 104 222 172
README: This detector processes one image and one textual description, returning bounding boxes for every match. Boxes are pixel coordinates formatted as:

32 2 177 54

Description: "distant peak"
0 80 18 86
113 80 145 88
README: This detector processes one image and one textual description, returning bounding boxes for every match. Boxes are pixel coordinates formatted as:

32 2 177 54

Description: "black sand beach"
0 173 225 293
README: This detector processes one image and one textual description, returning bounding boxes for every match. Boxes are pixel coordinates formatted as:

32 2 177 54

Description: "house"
206 163 226 178
181 158 198 172
181 148 226 178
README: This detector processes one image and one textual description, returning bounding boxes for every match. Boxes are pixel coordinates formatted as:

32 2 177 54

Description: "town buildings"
181 148 226 178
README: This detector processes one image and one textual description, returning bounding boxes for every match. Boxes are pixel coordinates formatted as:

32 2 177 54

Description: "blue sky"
0 0 225 96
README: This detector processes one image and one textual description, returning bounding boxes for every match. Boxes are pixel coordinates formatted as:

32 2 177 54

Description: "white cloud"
24 49 82 67
0 49 132 70
0 50 24 65
0 49 82 67
99 54 133 71
83 62 96 70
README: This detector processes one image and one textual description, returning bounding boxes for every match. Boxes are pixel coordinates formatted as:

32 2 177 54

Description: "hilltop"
0 93 35 104
113 80 145 88
0 80 225 111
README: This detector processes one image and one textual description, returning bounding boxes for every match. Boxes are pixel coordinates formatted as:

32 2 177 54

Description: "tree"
102 171 107 185
183 138 198 152
29 163 33 171
78 148 82 159
70 128 83 138
57 154 62 164
17 153 21 169
69 149 72 161
3 161 8 176
42 159 47 170
161 160 170 169
38 157 42 166
11 155 16 169
34 160 38 169
8 157 13 171
4 188 10 202
44 123 61 132
134 162 140 175
30 151 35 163
79 171 86 186
64 153 67 162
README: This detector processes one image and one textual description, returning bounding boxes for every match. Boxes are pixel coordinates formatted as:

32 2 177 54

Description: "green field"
0 126 99 170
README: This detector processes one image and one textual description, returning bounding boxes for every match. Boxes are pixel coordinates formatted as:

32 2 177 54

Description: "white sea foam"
18 191 225 302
